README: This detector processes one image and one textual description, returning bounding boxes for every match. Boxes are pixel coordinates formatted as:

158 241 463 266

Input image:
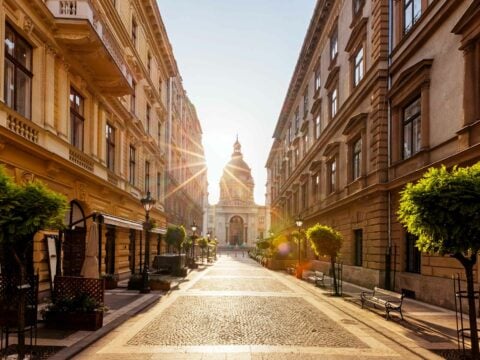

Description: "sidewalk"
289 270 462 358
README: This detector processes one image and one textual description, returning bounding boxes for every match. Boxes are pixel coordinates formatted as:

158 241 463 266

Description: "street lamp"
191 221 197 263
140 191 156 293
295 216 303 279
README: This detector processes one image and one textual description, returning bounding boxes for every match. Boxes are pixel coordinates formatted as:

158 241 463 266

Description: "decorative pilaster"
56 60 69 140
44 44 57 133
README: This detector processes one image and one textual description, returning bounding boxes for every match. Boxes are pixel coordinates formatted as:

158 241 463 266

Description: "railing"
59 0 77 15
69 147 94 171
6 114 39 144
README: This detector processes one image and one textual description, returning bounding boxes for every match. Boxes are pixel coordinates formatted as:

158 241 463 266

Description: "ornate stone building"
266 0 478 309
206 138 267 246
0 0 205 297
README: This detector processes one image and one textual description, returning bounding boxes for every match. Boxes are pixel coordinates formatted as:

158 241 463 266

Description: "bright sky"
157 0 316 205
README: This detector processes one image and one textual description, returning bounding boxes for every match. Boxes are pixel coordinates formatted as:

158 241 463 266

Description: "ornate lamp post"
295 216 304 279
191 221 197 263
140 191 156 293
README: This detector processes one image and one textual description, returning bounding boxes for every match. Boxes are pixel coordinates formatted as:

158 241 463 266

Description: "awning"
151 227 167 235
100 214 143 231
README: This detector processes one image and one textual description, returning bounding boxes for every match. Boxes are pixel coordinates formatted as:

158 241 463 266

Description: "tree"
306 224 342 295
165 225 186 254
398 164 480 357
0 166 67 359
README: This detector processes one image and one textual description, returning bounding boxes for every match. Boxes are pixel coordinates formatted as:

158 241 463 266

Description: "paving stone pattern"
191 278 290 292
127 295 367 347
207 268 271 277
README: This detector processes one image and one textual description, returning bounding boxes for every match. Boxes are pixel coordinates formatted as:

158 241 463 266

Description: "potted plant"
101 273 119 290
148 273 172 291
42 293 107 331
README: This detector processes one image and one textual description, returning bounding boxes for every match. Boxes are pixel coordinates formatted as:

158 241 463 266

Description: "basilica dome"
218 137 254 205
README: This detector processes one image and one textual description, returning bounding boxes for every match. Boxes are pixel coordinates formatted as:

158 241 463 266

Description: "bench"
307 271 325 287
361 287 404 320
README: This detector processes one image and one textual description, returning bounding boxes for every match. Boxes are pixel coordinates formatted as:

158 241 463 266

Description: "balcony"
44 0 133 95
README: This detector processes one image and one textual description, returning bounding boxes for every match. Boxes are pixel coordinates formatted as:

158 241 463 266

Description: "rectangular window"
146 103 151 133
145 161 150 192
294 108 300 134
315 63 321 92
330 26 338 61
352 138 362 180
354 229 363 266
404 0 421 33
330 87 338 119
156 172 162 201
131 18 137 47
301 183 308 210
106 123 115 171
329 159 336 193
129 145 136 185
402 97 421 159
315 114 321 139
131 81 136 114
353 47 364 86
315 174 320 200
303 133 309 155
147 52 151 74
157 121 162 144
303 88 309 117
4 24 33 119
406 233 421 273
70 88 84 150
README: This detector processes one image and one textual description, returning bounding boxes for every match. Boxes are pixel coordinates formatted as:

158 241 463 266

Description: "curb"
49 293 161 360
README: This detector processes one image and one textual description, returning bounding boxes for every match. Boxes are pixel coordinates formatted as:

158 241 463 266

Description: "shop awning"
100 214 143 231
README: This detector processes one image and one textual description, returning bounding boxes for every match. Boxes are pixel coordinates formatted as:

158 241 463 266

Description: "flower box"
45 311 103 331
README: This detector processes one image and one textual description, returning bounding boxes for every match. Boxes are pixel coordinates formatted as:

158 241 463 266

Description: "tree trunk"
331 256 338 296
455 253 479 358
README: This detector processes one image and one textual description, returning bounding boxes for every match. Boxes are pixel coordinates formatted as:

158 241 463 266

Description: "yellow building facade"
0 0 204 297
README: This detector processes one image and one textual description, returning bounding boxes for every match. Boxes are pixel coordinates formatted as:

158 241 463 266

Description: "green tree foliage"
306 224 342 295
197 237 208 249
165 225 186 254
398 164 480 357
0 166 67 359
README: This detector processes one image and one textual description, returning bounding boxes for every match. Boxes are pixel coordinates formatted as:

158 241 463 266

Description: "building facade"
266 0 478 309
206 139 267 246
0 0 205 297
164 75 207 233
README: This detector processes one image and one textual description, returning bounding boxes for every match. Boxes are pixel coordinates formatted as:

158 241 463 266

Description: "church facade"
205 139 268 247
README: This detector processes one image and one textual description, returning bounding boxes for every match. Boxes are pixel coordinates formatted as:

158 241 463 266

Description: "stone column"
44 45 56 133
56 60 69 140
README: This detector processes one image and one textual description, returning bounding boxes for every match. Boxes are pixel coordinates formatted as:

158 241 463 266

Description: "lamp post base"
140 268 150 294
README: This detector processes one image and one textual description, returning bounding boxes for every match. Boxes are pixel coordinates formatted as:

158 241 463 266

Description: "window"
159 78 162 95
106 123 115 171
5 24 32 119
353 47 364 86
147 52 152 74
145 161 150 192
402 97 421 159
328 160 337 193
352 138 362 180
404 0 421 33
131 81 136 114
315 114 321 139
131 18 137 47
157 121 162 144
330 26 338 62
70 88 84 150
146 103 151 133
156 172 162 201
353 0 363 16
301 183 308 210
129 145 136 185
303 88 309 117
330 87 338 119
406 233 421 273
354 229 363 266
314 63 321 92
294 108 300 134
303 133 309 155
315 173 320 200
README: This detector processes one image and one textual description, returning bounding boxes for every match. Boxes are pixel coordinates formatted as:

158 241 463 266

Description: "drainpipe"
385 0 394 290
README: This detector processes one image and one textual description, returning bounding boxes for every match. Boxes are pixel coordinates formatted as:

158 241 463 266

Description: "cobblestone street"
73 256 442 359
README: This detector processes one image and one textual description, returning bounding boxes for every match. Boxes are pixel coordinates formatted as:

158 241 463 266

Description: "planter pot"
127 274 143 290
172 267 188 277
104 278 118 290
149 279 171 291
45 311 103 331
